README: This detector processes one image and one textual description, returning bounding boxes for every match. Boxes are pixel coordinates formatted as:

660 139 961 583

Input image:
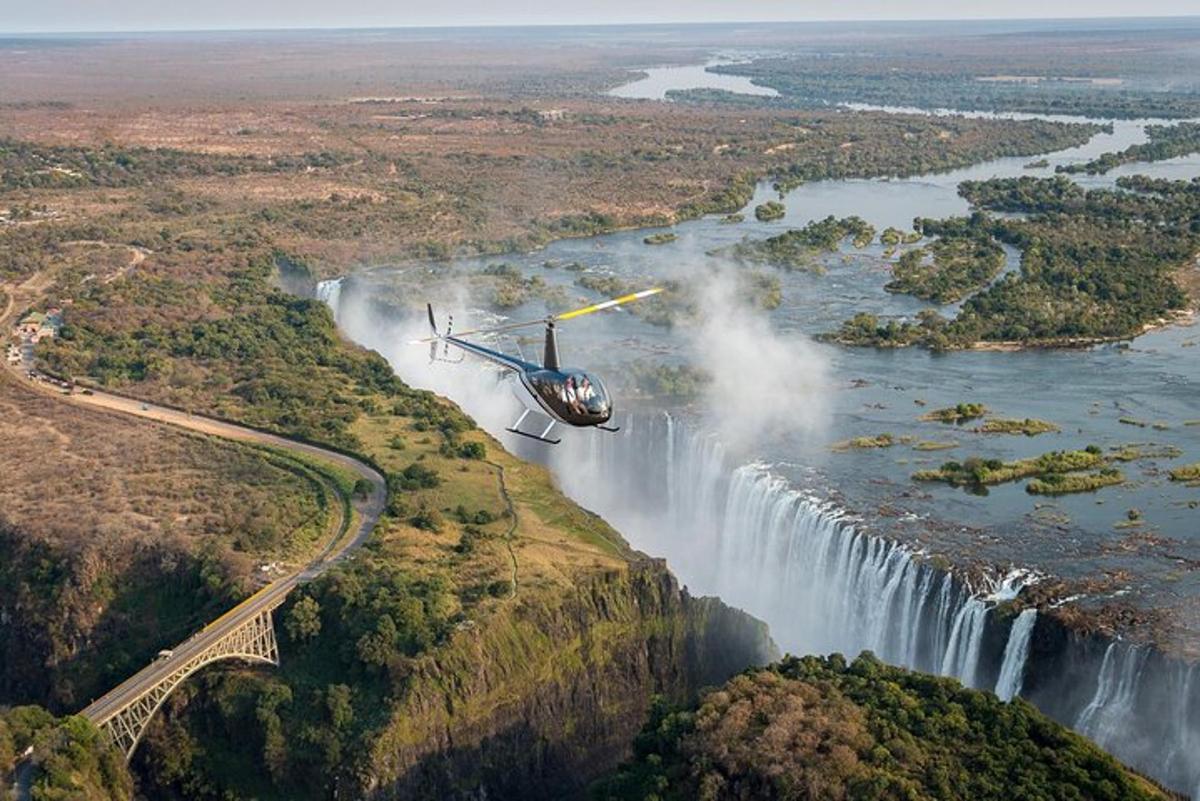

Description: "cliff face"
0 523 244 712
357 559 776 800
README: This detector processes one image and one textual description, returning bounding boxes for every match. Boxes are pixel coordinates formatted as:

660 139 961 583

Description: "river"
317 93 1200 797
608 58 778 100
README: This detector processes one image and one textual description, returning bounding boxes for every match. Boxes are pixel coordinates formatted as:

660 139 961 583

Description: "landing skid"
597 424 621 433
506 409 561 445
506 426 562 445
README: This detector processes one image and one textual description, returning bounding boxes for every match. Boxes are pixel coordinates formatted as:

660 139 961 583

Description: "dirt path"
487 459 521 598
60 240 150 284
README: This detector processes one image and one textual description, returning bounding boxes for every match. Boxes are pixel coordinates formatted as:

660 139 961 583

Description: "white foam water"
994 609 1037 702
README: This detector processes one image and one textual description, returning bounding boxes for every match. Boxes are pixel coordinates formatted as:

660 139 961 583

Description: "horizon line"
4 14 1200 37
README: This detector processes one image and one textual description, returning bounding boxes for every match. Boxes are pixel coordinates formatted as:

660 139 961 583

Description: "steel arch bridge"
81 579 295 761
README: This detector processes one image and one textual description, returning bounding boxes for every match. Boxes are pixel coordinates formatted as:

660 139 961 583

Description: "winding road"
1 279 388 771
74 391 387 727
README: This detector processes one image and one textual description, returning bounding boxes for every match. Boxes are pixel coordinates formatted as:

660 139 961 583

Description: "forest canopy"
591 653 1170 801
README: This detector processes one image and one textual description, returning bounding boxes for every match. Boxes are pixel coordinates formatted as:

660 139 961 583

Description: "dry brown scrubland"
0 33 1096 273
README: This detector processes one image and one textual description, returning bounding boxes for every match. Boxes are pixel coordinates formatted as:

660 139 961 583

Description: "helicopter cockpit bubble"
527 369 611 424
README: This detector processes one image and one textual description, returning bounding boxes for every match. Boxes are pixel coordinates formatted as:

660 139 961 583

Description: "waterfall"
940 598 989 688
994 609 1037 701
341 309 1200 798
1077 643 1150 747
543 413 1021 683
545 413 1200 796
1164 664 1199 798
315 278 344 321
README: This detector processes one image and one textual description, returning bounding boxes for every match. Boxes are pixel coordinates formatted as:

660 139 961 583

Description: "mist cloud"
683 267 830 455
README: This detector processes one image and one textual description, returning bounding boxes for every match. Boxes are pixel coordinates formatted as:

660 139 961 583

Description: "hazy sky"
2 0 1197 33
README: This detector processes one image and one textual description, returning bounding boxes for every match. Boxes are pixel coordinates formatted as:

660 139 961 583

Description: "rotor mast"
543 320 560 371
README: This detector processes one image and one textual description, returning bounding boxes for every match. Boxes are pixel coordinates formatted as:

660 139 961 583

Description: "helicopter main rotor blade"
410 315 549 344
554 287 664 321
410 286 664 344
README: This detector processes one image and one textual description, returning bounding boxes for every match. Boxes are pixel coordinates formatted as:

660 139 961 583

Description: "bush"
395 463 440 491
409 507 443 532
457 441 487 460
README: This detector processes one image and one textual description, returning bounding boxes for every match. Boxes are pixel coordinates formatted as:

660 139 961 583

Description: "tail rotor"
427 304 439 362
422 304 463 363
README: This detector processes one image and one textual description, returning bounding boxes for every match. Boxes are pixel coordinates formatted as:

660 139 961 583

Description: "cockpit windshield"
563 372 608 416
528 370 611 421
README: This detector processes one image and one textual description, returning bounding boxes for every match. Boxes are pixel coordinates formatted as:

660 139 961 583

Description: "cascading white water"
1163 663 1199 798
940 598 989 687
1076 643 1150 745
548 412 1030 687
315 278 344 322
994 609 1037 701
322 289 1200 799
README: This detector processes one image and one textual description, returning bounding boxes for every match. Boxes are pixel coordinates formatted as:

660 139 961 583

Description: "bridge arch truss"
85 606 280 760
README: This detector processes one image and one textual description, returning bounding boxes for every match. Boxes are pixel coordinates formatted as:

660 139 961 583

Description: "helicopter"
413 287 663 444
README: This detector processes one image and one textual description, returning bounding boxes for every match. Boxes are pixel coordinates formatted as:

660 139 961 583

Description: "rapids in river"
315 99 1200 796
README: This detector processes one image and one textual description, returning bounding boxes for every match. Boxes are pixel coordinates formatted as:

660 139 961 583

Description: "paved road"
73 388 387 728
2 290 387 743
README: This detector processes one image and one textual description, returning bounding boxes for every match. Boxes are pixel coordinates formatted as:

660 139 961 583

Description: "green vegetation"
1025 158 1049 169
40 258 413 451
1058 122 1200 175
827 310 949 349
712 54 1200 119
1109 444 1182 462
643 232 677 245
920 403 988 424
740 270 783 310
976 418 1060 436
1169 463 1200 483
914 440 958 451
880 226 922 248
754 200 786 222
830 176 1198 348
625 361 710 400
914 446 1113 492
1027 468 1125 495
479 263 570 310
719 213 744 224
0 137 348 191
885 229 1005 303
831 434 895 452
728 215 875 270
592 653 1168 801
0 706 132 801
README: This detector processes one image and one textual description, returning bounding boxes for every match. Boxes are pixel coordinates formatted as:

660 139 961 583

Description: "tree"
356 614 398 668
325 684 354 730
285 596 322 642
